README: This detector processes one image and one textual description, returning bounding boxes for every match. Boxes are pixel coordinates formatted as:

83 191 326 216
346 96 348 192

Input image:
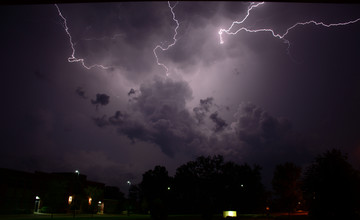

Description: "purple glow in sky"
1 1 360 192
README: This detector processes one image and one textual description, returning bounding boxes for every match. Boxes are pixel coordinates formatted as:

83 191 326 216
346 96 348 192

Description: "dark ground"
0 213 310 220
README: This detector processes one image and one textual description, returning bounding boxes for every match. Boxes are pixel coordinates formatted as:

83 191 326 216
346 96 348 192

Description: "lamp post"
73 170 80 218
34 196 40 213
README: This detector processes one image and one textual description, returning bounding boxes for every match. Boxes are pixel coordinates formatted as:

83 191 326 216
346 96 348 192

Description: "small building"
0 168 110 214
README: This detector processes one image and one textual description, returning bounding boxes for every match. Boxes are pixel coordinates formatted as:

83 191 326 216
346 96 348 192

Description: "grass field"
0 213 310 220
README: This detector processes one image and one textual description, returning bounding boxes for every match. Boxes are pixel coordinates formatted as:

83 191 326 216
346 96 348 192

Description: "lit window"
68 196 73 205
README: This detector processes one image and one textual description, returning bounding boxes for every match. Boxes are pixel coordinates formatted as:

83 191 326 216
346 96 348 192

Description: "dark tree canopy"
140 165 171 201
174 155 265 216
139 166 172 219
303 149 360 219
272 162 303 213
174 155 225 216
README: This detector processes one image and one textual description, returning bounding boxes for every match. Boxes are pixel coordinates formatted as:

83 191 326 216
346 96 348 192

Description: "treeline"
127 149 360 220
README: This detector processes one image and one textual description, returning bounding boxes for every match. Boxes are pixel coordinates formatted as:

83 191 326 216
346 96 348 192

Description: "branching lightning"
153 1 180 76
219 2 264 45
55 4 111 70
219 2 360 54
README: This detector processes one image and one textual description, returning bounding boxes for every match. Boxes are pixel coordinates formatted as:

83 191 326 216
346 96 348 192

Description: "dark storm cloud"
61 1 247 80
76 87 87 99
200 97 214 112
230 102 302 162
93 76 209 157
154 2 256 72
93 115 109 128
209 111 228 132
91 93 110 107
233 102 292 145
175 2 221 27
128 88 136 96
62 2 193 81
91 76 302 162
193 97 214 123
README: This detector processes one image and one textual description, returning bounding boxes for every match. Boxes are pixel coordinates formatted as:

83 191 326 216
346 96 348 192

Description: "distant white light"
98 201 102 204
241 184 244 188
127 180 131 185
167 186 171 190
223 211 237 218
35 196 40 200
68 196 73 204
75 170 80 175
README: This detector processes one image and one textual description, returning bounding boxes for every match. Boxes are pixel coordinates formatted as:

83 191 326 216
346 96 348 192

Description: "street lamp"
34 196 40 213
68 196 73 205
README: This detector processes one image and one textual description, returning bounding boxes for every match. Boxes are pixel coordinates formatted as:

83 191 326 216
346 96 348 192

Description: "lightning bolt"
219 2 360 55
153 1 180 76
219 2 265 45
55 4 111 70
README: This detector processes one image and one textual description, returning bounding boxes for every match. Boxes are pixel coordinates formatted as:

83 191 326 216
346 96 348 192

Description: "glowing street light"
75 170 80 175
34 196 41 213
68 196 73 205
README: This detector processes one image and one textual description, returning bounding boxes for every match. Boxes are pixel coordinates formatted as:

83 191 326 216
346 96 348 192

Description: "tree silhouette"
303 149 360 219
272 162 303 213
222 162 265 214
174 155 265 217
135 155 266 218
139 166 172 220
175 155 224 217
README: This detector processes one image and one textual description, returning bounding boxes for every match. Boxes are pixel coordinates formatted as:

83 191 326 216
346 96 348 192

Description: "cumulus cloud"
233 102 292 145
91 75 301 163
209 111 228 132
193 97 214 123
227 102 299 162
93 115 109 128
128 88 136 96
93 76 205 157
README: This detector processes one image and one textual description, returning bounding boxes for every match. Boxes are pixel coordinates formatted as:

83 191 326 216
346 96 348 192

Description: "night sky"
2 1 360 192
